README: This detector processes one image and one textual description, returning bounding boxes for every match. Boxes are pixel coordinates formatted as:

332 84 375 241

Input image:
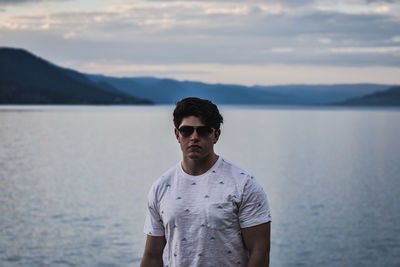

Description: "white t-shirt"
143 157 271 267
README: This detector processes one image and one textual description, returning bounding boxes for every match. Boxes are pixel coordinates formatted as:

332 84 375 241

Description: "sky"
1 0 400 86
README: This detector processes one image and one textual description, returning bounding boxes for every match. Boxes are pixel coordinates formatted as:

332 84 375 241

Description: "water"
1 106 399 266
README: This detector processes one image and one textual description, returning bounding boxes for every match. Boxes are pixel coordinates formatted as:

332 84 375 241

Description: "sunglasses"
178 125 215 137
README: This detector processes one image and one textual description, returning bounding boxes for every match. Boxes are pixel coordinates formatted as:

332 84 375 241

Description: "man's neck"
181 153 219 176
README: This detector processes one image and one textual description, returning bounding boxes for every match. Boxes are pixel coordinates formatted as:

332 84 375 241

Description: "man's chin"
187 153 201 160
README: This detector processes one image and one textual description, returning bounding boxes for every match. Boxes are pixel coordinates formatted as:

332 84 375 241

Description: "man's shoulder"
150 162 180 189
219 157 254 181
219 158 254 186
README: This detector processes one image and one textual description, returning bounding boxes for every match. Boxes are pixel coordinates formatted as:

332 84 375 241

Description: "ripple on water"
6 256 22 262
52 259 75 266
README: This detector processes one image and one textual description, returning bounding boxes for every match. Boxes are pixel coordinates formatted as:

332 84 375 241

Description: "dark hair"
173 97 223 130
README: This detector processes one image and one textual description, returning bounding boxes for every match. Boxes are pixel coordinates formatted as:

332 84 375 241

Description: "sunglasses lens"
178 126 214 137
197 126 213 136
178 126 194 137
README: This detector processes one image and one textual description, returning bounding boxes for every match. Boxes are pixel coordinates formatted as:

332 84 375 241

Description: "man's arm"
140 235 166 267
241 222 271 267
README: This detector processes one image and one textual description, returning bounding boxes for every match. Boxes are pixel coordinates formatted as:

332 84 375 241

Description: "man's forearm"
247 250 270 267
140 255 163 267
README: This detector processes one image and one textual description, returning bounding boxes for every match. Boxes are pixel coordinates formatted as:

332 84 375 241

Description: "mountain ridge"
337 86 400 106
87 74 392 105
0 47 152 104
1 47 398 106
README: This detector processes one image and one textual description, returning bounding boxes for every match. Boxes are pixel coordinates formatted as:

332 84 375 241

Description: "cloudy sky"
1 0 400 85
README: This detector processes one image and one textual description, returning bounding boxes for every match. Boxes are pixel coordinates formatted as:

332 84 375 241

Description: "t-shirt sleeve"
143 184 165 236
238 176 272 228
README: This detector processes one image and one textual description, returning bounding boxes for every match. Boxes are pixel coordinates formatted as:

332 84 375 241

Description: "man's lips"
188 145 201 150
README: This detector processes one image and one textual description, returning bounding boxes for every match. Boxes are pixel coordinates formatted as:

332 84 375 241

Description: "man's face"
175 116 220 160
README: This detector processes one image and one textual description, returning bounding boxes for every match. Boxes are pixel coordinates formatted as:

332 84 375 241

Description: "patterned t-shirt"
143 156 271 267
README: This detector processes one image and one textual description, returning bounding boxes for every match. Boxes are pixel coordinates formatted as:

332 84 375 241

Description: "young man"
141 97 271 267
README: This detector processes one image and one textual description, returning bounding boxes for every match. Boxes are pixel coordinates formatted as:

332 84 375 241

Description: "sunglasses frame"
177 125 215 138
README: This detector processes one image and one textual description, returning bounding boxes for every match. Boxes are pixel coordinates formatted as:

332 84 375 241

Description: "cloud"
366 0 397 3
1 0 400 85
63 31 76 39
0 0 69 5
315 0 400 15
0 0 35 3
61 61 400 86
321 46 400 54
204 5 250 15
268 48 294 53
319 38 332 44
392 36 400 43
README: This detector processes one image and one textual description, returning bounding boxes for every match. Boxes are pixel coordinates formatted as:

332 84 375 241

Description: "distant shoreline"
1 104 400 112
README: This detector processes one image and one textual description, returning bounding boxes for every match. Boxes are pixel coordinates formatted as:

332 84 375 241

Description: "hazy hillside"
338 86 400 106
85 75 289 105
0 47 151 104
1 47 396 106
87 74 390 105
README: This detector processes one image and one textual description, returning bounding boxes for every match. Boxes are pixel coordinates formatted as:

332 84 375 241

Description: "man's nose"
190 129 200 139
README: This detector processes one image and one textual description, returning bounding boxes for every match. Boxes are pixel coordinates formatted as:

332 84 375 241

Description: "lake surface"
1 106 399 266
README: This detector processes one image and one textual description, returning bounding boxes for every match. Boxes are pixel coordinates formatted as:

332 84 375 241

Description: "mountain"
337 86 400 106
253 84 390 104
85 75 291 105
0 47 152 104
1 47 396 106
87 74 391 105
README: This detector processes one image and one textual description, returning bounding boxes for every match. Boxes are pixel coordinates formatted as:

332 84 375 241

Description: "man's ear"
214 129 221 143
174 128 180 142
